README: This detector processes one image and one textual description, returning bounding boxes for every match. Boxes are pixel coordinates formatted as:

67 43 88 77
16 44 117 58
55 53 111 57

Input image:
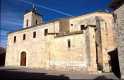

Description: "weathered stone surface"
5 12 115 74
113 4 124 79
23 11 42 28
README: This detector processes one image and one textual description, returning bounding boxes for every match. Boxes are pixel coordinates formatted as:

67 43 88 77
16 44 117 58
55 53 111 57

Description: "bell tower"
23 3 43 28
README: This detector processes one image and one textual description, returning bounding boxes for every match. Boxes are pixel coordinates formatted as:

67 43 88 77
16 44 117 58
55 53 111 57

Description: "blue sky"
0 0 112 48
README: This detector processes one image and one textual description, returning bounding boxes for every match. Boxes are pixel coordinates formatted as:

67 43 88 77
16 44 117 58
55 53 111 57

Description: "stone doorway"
20 51 26 66
108 49 121 78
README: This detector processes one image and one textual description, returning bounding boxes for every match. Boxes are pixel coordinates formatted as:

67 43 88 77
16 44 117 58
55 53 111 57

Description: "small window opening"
44 29 48 36
23 34 26 40
14 36 16 43
71 24 73 26
81 25 85 30
33 31 36 38
26 19 29 27
36 20 38 25
68 39 71 48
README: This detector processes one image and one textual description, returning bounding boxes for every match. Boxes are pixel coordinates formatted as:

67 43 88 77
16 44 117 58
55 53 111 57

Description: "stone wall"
23 11 42 28
114 4 124 79
5 21 60 68
50 33 88 72
59 19 70 33
69 13 116 72
5 12 116 74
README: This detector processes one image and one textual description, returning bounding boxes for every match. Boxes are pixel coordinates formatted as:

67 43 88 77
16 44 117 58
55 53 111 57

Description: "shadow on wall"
108 48 121 78
0 47 6 66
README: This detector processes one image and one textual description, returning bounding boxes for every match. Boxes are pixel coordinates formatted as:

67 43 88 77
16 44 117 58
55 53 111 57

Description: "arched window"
20 51 26 66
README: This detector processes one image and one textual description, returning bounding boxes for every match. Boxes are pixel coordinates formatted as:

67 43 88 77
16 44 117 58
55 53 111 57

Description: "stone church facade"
5 9 117 73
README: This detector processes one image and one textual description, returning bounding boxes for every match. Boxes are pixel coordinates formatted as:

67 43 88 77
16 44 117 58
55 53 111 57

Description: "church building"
5 7 118 74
